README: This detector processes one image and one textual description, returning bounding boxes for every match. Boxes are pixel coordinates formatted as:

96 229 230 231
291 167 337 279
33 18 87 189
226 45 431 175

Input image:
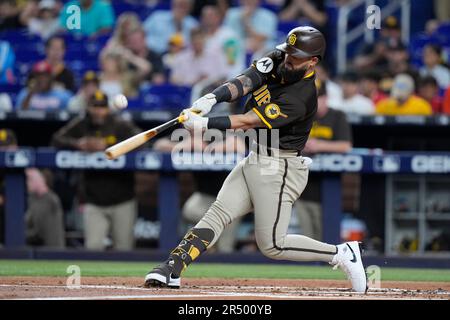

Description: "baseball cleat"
144 261 181 289
331 241 368 293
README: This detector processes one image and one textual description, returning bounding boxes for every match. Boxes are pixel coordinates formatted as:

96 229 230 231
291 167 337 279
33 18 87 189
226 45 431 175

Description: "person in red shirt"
417 76 443 114
442 86 450 115
360 71 387 104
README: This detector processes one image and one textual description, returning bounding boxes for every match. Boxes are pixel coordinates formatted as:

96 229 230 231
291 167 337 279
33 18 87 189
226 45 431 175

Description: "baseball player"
145 27 368 293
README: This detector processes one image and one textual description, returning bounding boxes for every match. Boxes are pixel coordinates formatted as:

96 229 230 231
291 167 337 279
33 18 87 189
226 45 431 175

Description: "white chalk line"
5 292 431 301
0 283 448 300
0 283 448 296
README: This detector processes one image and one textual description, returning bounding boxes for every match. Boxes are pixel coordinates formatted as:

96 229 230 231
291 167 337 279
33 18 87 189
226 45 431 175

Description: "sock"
167 228 215 277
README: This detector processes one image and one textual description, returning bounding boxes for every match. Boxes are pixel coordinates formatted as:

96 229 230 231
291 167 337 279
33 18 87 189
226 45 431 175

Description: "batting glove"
181 109 208 131
190 93 217 116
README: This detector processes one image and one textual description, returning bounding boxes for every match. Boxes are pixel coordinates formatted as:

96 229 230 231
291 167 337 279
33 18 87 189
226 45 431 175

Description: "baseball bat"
105 114 186 160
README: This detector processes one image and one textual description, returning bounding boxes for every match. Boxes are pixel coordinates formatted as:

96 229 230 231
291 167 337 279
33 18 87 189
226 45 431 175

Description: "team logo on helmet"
288 33 297 46
256 57 274 73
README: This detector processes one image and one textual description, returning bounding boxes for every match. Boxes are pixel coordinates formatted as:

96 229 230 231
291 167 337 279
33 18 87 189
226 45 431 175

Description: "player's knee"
255 235 284 260
204 200 232 228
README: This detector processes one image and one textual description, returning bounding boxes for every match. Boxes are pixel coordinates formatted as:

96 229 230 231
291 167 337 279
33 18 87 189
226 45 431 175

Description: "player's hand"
181 109 208 131
190 93 217 116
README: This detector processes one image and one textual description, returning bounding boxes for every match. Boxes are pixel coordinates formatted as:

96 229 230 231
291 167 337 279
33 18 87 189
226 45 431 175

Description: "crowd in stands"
1 0 450 251
0 0 449 115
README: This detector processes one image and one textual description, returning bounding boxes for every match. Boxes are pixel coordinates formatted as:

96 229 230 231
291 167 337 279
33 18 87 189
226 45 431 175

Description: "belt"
255 144 301 157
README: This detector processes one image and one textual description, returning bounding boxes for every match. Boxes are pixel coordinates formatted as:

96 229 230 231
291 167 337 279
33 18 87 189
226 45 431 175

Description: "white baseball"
113 94 128 109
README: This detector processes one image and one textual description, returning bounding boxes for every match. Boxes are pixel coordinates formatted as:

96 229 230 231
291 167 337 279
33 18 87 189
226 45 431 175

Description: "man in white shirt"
329 71 375 115
170 28 228 86
420 44 450 90
201 5 244 79
224 0 277 58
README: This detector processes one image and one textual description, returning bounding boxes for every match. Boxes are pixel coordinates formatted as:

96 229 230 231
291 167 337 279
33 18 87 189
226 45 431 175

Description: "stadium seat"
138 84 191 112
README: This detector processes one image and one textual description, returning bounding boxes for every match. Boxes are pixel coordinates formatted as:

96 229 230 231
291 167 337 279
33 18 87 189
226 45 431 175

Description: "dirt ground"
0 277 449 300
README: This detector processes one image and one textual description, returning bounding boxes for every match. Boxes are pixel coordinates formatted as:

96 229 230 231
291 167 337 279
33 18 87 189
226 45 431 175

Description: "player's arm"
213 69 264 102
189 68 265 116
190 51 283 116
228 110 265 130
182 109 264 131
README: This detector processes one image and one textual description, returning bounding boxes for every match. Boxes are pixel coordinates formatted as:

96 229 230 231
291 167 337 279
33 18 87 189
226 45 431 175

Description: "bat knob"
105 149 114 160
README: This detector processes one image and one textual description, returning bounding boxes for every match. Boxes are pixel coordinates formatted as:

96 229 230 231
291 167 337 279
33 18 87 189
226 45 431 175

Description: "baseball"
113 94 128 109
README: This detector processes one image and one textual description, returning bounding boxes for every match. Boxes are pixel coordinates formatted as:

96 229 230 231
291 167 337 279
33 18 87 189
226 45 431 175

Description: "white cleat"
331 241 368 293
144 263 181 289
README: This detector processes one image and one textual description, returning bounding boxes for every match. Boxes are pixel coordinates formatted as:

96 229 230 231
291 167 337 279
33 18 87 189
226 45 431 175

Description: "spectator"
122 28 166 85
201 5 244 78
52 91 141 250
279 0 327 30
59 0 115 37
360 71 388 105
295 81 352 240
143 0 198 54
417 76 443 114
162 33 185 71
0 128 17 149
420 44 450 90
170 28 228 86
68 70 99 113
0 93 13 112
22 0 62 40
329 71 375 115
191 0 230 18
443 86 450 115
15 61 72 110
104 12 142 51
25 168 65 248
0 40 15 84
99 51 138 101
0 0 27 31
44 36 76 92
354 16 403 70
376 73 433 116
224 0 277 58
385 42 419 80
102 14 166 85
0 129 18 245
315 63 341 103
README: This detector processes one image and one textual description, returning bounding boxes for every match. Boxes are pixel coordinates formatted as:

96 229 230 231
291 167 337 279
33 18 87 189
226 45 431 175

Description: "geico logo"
56 151 125 169
171 152 239 170
411 156 450 173
311 154 363 172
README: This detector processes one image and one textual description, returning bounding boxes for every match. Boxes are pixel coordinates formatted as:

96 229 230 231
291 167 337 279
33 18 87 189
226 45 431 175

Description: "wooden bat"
105 114 186 160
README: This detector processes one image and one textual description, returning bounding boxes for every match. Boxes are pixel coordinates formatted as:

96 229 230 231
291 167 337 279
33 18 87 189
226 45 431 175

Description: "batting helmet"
276 26 326 60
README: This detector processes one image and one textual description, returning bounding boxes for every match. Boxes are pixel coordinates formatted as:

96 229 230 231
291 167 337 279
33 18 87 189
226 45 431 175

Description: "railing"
337 0 411 74
2 148 449 251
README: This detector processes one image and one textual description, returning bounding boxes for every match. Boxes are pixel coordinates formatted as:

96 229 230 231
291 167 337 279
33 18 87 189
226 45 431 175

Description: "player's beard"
278 62 308 83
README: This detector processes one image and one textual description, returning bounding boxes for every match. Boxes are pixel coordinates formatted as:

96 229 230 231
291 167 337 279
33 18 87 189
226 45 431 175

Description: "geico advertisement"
55 151 126 169
411 155 450 173
309 154 363 172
